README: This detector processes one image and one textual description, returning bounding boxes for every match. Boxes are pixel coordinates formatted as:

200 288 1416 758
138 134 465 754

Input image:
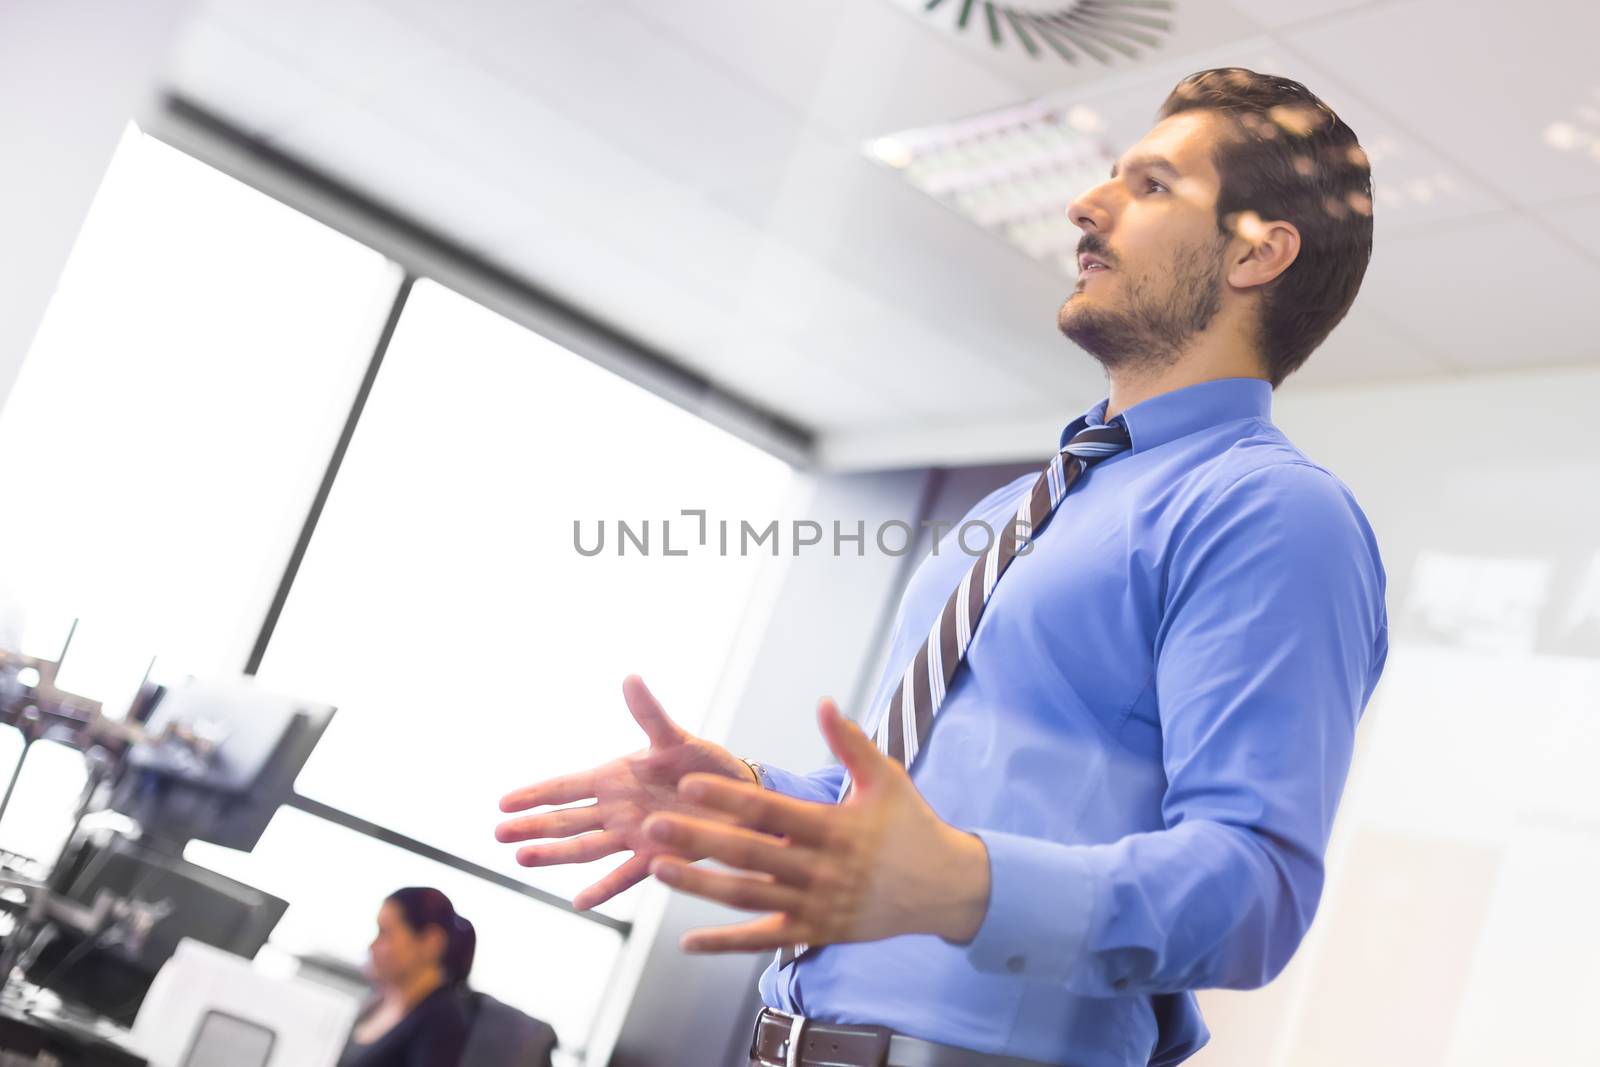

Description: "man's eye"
1146 178 1167 194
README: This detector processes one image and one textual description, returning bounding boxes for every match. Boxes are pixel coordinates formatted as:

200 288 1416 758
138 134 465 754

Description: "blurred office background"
1 1 1597 1065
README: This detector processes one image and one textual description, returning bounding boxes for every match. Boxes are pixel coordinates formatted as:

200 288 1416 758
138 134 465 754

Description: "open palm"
495 674 753 911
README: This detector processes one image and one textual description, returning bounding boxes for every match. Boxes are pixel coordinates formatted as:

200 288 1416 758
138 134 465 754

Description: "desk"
0 999 145 1067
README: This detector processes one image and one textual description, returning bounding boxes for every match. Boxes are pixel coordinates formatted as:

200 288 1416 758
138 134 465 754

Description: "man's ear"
1223 212 1301 290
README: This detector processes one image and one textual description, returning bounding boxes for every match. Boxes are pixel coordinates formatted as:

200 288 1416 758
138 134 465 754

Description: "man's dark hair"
1157 68 1374 387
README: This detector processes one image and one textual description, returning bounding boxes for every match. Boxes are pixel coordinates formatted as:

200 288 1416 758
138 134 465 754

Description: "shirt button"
1112 978 1129 990
1005 955 1025 973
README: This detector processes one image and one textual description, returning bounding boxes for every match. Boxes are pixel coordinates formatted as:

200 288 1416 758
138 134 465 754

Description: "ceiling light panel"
866 100 1115 277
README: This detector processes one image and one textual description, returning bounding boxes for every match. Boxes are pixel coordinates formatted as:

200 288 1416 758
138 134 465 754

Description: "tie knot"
1062 416 1131 464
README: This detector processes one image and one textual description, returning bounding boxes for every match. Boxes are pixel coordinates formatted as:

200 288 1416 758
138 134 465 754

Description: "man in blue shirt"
497 68 1386 1066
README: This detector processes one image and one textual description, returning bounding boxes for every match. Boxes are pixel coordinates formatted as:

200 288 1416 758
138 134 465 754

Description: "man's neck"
1100 310 1271 421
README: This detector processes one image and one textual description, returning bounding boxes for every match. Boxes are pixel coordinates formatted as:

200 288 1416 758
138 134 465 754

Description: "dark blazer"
337 985 471 1067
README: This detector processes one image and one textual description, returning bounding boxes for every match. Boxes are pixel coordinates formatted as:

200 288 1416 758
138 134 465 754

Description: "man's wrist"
933 826 992 945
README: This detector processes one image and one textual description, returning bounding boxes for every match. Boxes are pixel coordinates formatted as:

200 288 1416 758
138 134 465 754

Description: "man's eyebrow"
1108 156 1182 181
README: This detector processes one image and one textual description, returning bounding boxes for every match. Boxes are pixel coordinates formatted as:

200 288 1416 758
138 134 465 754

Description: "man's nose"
1068 199 1102 235
1066 179 1115 235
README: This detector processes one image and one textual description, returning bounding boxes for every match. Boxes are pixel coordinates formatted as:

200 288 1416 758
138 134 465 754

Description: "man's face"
1058 110 1236 374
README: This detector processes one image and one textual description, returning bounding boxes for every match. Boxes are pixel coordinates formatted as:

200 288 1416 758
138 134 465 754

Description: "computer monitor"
131 939 359 1067
110 676 335 852
178 1010 276 1067
28 829 287 1025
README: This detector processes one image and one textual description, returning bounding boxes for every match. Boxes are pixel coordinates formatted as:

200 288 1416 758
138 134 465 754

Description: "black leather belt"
750 1007 1068 1067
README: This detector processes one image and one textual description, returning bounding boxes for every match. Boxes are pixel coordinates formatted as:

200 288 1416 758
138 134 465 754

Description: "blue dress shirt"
751 376 1389 1066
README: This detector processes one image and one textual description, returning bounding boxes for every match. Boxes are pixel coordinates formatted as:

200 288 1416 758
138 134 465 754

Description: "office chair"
460 989 557 1067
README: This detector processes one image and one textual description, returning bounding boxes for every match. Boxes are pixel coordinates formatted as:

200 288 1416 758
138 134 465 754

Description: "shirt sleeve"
752 761 848 805
962 461 1389 995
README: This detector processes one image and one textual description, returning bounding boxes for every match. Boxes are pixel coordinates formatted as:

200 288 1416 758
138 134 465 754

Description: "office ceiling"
163 0 1600 468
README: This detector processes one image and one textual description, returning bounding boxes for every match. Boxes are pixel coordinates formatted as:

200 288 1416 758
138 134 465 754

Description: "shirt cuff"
964 828 1100 983
749 762 803 797
739 763 847 805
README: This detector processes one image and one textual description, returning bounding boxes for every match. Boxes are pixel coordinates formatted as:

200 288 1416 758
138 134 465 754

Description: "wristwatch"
738 756 768 789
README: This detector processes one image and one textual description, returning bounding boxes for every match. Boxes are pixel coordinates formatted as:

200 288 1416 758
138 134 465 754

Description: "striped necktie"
777 414 1132 969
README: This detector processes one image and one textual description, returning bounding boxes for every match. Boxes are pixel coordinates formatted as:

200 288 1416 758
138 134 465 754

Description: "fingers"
514 830 625 868
642 812 814 885
675 911 806 954
649 856 805 915
573 853 651 911
494 803 604 844
500 674 679 812
817 698 884 792
499 768 598 813
676 773 833 844
623 674 687 749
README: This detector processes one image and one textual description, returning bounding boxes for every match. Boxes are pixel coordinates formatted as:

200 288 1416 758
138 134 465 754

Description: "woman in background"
338 886 476 1067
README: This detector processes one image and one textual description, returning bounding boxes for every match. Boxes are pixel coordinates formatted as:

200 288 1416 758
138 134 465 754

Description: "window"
0 126 398 695
0 729 83 871
0 124 794 1060
253 279 794 918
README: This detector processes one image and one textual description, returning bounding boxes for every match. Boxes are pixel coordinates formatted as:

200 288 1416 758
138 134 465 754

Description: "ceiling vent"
895 0 1177 64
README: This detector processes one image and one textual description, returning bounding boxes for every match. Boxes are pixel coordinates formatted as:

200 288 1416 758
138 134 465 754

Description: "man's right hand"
495 674 758 911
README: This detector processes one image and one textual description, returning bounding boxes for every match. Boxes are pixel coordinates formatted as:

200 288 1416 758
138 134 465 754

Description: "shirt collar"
1059 376 1273 455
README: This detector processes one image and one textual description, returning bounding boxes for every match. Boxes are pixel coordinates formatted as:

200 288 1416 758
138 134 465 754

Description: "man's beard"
1058 235 1229 375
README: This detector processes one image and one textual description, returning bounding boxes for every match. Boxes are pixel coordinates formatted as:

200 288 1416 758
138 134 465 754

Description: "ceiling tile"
772 1 1030 141
1268 44 1505 233
265 101 546 255
711 237 888 336
1288 300 1455 388
496 225 746 376
690 321 910 429
620 0 917 144
482 189 781 359
1285 0 1600 207
334 56 675 231
165 17 337 137
1533 197 1600 264
792 309 1057 422
193 0 454 103
1357 213 1600 374
711 133 1073 395
379 0 810 199
1223 0 1397 29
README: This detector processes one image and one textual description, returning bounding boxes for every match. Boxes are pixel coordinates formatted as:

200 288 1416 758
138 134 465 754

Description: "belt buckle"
753 1006 893 1067
753 1008 810 1067
780 1011 807 1067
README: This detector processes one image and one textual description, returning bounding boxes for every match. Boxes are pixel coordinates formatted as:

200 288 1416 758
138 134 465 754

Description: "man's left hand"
640 698 993 954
